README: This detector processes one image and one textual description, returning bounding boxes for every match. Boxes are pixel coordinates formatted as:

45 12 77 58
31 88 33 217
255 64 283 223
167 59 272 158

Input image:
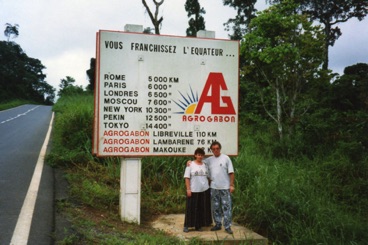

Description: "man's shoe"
183 227 189 233
211 225 221 231
225 228 233 234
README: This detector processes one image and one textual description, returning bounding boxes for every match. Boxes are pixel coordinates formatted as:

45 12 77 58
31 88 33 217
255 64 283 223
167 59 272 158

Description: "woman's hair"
194 147 205 156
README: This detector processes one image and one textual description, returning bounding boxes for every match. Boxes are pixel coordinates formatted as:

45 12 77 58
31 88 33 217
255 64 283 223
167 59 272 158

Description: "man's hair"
194 147 205 155
210 141 222 149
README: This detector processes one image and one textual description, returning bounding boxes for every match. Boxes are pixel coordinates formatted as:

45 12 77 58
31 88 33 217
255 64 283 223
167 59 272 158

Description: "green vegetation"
0 99 35 111
235 128 367 244
48 92 367 244
184 0 206 37
0 41 55 104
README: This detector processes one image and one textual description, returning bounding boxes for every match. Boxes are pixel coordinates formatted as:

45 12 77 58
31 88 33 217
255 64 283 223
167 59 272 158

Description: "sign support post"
120 158 141 224
118 24 144 225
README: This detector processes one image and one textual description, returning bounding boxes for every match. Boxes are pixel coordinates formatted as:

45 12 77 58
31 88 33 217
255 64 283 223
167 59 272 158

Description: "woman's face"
194 153 204 161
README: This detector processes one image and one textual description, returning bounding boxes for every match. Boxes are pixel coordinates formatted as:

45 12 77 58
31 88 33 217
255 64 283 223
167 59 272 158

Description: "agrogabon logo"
173 72 236 123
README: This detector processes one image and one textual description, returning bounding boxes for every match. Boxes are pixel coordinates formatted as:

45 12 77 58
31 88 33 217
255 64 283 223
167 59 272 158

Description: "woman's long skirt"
184 188 212 228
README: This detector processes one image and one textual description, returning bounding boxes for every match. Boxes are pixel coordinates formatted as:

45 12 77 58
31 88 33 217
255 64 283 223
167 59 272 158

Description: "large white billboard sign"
94 30 239 156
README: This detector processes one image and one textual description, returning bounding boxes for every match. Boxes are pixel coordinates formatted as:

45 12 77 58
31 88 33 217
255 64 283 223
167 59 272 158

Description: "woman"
183 148 212 232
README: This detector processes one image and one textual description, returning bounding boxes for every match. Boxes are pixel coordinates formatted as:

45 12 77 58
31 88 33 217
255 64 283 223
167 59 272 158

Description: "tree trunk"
322 23 330 70
142 0 164 35
276 80 283 140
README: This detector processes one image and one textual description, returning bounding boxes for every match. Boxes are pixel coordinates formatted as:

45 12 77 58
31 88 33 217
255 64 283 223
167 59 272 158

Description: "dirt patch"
152 214 268 244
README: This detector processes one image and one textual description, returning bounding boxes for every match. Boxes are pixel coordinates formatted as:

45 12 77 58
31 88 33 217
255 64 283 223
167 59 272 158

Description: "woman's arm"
185 178 192 197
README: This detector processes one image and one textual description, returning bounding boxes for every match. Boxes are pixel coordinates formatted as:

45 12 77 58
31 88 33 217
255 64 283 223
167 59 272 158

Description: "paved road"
0 105 54 245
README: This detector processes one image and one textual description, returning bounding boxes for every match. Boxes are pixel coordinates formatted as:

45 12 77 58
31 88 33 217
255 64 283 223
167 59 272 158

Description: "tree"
4 23 19 41
58 76 83 97
23 57 52 102
59 76 75 90
268 0 368 70
331 63 368 111
86 58 96 91
143 27 154 34
307 63 368 159
40 82 56 105
241 0 327 140
0 41 55 104
223 0 258 40
142 0 164 34
184 0 206 37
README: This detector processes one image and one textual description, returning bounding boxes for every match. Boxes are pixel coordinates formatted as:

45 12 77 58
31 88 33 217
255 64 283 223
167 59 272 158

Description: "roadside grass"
0 99 36 111
47 94 95 166
141 156 187 215
47 94 368 245
233 127 368 244
56 198 184 245
233 149 367 244
48 94 189 244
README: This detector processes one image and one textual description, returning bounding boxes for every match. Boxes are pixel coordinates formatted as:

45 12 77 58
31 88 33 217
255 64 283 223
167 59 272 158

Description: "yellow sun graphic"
173 86 199 114
185 104 197 114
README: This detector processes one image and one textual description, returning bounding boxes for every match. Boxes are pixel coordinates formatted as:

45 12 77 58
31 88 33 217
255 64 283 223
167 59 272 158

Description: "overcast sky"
1 0 367 92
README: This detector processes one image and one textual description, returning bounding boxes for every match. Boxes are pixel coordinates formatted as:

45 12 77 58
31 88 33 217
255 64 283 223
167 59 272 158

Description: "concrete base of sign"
124 24 143 33
120 158 141 224
197 30 215 39
151 214 268 244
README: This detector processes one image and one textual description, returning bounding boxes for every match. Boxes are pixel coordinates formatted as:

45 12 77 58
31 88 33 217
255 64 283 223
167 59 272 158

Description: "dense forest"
0 40 55 104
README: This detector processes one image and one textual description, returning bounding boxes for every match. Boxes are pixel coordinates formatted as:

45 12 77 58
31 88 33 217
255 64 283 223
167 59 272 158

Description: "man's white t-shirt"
205 154 234 190
184 161 209 192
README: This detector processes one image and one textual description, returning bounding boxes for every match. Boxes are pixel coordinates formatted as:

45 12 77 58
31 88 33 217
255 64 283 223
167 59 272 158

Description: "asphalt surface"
0 105 54 245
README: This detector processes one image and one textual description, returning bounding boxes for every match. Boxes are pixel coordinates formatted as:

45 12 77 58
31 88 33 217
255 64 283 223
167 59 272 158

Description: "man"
206 141 235 234
188 141 235 234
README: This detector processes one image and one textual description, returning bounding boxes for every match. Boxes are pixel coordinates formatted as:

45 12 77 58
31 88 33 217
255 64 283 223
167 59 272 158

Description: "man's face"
211 145 221 157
